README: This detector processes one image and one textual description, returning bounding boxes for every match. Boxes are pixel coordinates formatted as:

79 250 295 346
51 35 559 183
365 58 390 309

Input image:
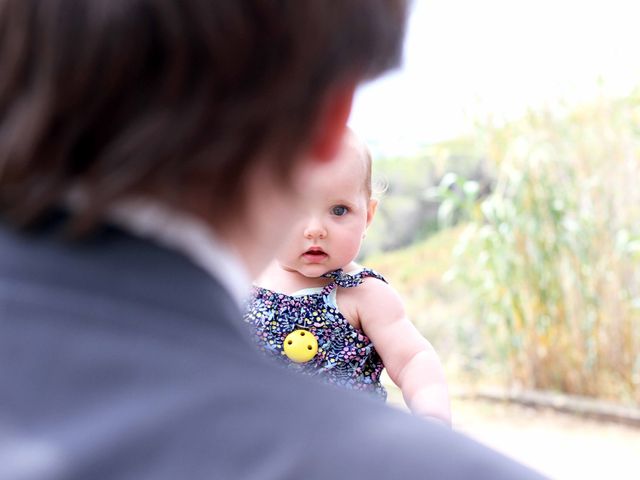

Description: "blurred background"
349 1 640 478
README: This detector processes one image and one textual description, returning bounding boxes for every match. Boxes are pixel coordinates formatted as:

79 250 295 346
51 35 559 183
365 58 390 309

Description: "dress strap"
320 268 387 296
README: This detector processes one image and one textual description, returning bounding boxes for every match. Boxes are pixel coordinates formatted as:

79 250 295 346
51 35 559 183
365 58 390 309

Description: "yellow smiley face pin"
283 329 318 363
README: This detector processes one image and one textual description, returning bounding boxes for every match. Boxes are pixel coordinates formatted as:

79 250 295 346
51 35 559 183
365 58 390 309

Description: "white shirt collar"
107 199 251 308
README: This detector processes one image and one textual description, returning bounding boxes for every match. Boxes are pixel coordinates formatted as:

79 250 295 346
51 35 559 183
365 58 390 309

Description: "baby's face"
276 142 375 278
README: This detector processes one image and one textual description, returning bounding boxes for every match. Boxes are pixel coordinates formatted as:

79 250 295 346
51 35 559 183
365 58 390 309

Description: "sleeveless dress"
244 268 387 400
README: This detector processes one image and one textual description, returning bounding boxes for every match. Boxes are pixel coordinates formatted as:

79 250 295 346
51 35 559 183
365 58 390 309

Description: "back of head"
0 0 408 231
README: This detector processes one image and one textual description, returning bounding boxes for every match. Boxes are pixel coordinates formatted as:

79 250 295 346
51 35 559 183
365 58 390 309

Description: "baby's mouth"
302 247 328 261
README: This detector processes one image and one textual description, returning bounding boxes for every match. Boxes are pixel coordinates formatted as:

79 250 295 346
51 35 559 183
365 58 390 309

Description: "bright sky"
349 0 640 157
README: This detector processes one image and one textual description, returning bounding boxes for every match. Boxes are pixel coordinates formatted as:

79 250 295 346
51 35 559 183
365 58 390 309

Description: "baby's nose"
303 219 327 239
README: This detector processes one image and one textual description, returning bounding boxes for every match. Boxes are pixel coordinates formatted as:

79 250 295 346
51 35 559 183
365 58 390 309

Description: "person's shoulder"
305 392 547 479
220 370 548 480
83 343 545 480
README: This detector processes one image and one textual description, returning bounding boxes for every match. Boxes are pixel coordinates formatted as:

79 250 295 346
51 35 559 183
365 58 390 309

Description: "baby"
244 130 451 425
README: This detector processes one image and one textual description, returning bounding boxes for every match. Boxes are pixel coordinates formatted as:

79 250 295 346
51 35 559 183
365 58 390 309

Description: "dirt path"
452 398 640 479
386 384 640 479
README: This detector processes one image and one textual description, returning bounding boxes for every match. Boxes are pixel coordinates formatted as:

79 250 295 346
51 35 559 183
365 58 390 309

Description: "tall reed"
450 91 640 402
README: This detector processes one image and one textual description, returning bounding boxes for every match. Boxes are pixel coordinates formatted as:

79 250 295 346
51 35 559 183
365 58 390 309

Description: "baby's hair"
344 128 386 200
362 140 374 199
362 144 389 200
371 173 389 200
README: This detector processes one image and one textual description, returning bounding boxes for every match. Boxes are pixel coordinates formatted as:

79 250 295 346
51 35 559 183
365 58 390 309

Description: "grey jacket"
0 218 546 479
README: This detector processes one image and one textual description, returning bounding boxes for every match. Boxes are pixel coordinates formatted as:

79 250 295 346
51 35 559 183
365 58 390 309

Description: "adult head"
0 0 408 275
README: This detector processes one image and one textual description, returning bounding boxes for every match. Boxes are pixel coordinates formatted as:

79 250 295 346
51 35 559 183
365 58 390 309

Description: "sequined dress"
244 268 387 400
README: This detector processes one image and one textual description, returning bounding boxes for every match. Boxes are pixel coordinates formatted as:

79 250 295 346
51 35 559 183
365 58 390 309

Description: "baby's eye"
331 205 349 216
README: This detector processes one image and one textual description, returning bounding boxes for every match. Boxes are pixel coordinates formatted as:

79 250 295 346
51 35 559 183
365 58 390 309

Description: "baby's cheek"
344 234 365 256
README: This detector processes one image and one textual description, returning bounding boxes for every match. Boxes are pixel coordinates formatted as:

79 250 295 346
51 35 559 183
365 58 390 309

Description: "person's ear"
366 198 378 228
308 81 357 162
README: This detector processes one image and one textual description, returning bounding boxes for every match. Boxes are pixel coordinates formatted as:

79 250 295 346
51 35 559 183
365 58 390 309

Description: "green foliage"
431 172 481 228
448 92 640 402
362 142 486 257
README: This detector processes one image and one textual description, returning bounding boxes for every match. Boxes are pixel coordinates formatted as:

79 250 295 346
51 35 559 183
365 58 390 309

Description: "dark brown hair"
0 0 408 230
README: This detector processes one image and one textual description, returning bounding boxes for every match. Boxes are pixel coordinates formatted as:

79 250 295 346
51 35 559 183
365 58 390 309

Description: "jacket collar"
107 199 251 308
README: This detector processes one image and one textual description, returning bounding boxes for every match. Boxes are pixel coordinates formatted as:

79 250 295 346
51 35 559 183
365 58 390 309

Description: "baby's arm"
356 279 451 425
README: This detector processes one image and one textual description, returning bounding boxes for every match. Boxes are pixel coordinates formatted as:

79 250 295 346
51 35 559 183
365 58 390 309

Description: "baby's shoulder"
342 268 400 304
338 274 405 329
342 263 384 283
356 273 396 298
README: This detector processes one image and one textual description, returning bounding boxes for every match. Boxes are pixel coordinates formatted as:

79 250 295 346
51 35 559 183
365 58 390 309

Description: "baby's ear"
366 198 378 227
